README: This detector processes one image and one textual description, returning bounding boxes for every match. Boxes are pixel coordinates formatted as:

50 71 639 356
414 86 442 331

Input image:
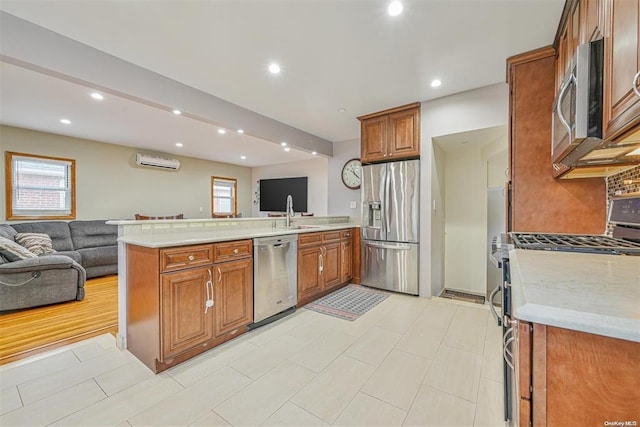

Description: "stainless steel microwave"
552 39 604 167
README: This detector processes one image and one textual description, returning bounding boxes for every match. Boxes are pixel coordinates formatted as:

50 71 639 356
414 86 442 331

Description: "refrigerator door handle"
383 165 391 239
364 242 412 251
362 225 382 230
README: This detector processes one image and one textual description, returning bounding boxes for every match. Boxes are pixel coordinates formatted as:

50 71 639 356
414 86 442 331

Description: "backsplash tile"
605 165 640 234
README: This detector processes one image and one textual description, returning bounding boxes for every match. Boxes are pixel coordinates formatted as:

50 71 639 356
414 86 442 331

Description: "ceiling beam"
0 11 334 157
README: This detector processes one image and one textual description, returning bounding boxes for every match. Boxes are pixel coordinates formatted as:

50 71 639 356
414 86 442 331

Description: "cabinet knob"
633 70 640 98
233 248 239 254
188 255 195 261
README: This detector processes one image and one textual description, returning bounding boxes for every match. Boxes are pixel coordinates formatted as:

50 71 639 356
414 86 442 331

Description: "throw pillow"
0 236 38 261
15 232 56 256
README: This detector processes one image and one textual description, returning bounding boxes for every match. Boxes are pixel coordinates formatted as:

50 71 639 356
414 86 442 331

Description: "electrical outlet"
199 207 204 212
350 201 357 209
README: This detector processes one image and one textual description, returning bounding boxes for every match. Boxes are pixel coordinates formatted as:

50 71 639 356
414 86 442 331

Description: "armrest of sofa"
0 255 83 274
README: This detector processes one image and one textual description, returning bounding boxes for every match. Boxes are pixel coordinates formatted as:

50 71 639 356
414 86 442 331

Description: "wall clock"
341 158 362 190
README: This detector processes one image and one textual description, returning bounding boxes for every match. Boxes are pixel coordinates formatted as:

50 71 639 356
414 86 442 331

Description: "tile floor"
0 294 505 426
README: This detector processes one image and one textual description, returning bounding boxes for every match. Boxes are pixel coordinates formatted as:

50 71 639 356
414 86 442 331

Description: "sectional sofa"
0 220 117 311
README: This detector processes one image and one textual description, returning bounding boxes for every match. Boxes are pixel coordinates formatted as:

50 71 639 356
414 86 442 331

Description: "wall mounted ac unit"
135 153 181 170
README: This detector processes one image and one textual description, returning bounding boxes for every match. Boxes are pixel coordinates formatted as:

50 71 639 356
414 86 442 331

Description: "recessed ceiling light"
237 129 244 134
175 142 183 147
240 155 247 160
312 151 317 155
388 1 403 16
338 108 346 113
281 142 287 146
173 109 182 115
60 119 71 124
90 92 103 100
430 79 442 88
268 63 281 74
218 129 226 135
284 147 291 152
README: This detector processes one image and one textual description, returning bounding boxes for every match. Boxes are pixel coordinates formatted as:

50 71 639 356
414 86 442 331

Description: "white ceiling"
0 0 564 166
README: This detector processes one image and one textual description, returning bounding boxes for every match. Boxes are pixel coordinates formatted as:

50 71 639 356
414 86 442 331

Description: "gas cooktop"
509 233 640 256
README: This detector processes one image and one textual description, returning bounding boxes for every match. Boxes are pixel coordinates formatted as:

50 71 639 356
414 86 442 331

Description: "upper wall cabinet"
358 102 420 164
555 0 640 141
603 0 640 140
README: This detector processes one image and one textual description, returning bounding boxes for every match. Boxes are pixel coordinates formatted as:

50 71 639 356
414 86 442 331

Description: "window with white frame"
211 177 237 215
6 152 76 220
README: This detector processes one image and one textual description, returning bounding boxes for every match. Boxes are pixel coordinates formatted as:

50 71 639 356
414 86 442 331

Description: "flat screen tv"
259 177 308 212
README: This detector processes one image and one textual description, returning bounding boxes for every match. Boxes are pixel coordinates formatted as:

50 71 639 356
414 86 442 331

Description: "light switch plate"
350 201 357 209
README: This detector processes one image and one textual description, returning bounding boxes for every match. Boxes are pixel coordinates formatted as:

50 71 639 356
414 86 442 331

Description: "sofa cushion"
11 222 74 252
0 224 17 240
77 246 117 268
56 250 82 265
69 220 117 250
0 237 38 261
15 233 56 256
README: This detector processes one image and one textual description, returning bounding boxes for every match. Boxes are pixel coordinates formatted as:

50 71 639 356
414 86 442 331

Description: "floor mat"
304 285 389 321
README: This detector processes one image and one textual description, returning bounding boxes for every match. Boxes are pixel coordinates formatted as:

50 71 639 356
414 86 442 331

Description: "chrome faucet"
286 194 294 228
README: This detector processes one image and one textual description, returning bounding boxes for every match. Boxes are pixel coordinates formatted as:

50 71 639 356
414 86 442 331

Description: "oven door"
501 259 514 424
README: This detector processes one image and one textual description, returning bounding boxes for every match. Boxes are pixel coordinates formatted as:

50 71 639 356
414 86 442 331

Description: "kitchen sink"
286 224 323 230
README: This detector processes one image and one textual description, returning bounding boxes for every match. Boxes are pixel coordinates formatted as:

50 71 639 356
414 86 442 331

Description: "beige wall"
443 146 488 295
251 157 329 217
422 83 509 297
328 138 361 219
0 125 252 221
440 142 507 296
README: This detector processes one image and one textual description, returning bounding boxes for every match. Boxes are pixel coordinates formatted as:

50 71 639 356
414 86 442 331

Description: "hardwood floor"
0 275 118 365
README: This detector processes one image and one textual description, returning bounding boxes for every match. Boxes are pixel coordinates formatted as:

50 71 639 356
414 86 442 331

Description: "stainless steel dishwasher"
252 234 298 327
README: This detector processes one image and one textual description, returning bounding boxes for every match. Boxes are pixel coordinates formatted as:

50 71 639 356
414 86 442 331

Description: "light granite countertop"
509 249 640 342
116 223 358 248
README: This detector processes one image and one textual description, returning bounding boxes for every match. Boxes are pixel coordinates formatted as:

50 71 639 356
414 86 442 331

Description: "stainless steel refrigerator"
361 159 419 295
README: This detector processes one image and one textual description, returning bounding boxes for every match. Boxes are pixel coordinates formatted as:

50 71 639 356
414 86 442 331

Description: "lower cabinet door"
298 246 322 302
341 239 353 283
214 258 253 336
161 267 214 360
323 242 341 290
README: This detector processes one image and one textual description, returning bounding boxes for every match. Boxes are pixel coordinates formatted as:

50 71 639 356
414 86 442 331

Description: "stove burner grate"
510 233 640 255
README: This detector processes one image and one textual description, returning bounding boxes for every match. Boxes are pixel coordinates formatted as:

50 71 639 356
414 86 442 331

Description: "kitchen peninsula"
508 249 640 425
109 216 358 373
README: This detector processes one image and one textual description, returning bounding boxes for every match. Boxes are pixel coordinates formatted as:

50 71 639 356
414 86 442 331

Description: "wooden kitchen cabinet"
603 0 640 140
507 47 606 233
358 103 420 164
582 0 607 43
554 0 640 141
515 321 640 426
322 242 341 289
297 229 354 306
340 230 353 284
161 267 214 359
126 240 253 373
297 245 323 302
213 258 253 337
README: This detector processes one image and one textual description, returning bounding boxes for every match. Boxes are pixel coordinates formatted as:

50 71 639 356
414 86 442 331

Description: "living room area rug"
304 285 390 321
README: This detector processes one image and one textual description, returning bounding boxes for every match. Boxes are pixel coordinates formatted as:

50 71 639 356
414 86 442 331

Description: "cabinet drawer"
213 240 252 263
298 232 322 247
340 229 353 240
161 245 213 272
322 231 341 243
